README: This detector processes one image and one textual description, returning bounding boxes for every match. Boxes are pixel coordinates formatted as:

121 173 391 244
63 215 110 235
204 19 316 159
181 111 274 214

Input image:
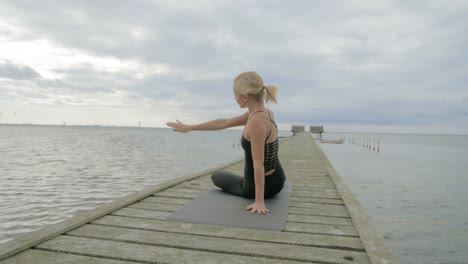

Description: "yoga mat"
166 180 292 231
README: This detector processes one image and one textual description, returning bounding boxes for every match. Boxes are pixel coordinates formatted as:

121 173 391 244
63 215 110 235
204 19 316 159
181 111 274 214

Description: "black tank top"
241 110 279 173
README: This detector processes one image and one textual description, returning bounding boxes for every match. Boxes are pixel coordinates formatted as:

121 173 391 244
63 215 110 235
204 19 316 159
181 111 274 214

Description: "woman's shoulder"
266 108 276 120
247 112 270 130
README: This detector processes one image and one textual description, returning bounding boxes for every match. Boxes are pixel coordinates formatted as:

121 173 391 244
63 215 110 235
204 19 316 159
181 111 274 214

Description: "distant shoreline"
0 123 154 129
1 123 467 136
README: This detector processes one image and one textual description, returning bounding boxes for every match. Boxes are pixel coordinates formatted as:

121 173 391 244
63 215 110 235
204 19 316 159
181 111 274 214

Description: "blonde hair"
233 71 278 104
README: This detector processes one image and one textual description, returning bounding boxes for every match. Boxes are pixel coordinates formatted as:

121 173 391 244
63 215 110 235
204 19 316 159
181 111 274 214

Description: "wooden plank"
293 185 337 190
0 249 139 264
293 182 336 188
292 182 334 186
293 176 331 180
128 202 180 212
290 196 344 204
292 178 333 182
288 214 354 226
285 167 326 171
291 189 341 199
285 222 359 237
290 190 341 199
92 215 365 251
288 207 349 217
37 236 310 264
289 201 347 210
111 208 170 220
66 224 369 263
292 186 337 192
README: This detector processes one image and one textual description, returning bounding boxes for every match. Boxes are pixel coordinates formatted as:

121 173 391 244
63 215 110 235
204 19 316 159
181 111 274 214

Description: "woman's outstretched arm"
166 111 249 132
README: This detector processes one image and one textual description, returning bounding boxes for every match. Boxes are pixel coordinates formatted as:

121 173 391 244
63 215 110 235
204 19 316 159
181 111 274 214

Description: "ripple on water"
0 126 244 244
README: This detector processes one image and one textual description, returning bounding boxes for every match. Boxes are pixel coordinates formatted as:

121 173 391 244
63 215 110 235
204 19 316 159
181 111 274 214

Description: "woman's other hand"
246 201 270 214
166 119 192 133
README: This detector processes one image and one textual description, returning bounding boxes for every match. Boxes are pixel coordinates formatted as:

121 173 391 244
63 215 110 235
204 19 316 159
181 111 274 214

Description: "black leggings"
211 166 285 199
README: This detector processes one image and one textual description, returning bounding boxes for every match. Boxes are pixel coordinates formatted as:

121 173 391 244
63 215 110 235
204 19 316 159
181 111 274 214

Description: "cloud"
0 0 467 133
0 61 41 80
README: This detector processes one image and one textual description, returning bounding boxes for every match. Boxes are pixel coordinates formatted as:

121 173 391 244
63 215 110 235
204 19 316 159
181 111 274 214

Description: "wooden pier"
0 133 399 264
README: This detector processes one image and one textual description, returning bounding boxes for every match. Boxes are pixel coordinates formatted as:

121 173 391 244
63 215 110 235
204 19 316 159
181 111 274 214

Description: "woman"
166 71 286 214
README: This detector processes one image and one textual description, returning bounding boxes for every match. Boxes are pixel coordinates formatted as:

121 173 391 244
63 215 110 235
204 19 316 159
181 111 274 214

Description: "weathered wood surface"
0 133 399 264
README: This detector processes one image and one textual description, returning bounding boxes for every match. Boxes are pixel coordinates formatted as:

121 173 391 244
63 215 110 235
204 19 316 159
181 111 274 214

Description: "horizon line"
1 123 467 136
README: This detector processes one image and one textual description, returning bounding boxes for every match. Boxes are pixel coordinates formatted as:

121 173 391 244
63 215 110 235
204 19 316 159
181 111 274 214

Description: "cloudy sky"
0 0 467 134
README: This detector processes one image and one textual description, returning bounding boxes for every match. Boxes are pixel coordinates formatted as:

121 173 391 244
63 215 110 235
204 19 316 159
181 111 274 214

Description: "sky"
0 0 467 134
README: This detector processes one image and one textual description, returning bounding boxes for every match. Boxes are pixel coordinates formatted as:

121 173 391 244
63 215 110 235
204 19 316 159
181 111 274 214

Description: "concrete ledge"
0 158 244 261
312 134 400 264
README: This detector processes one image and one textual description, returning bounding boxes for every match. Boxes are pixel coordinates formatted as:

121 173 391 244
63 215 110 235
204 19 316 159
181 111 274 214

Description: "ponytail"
264 85 278 104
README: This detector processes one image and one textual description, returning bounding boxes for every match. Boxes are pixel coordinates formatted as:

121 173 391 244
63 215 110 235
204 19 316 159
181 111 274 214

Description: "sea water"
319 132 468 264
0 125 247 243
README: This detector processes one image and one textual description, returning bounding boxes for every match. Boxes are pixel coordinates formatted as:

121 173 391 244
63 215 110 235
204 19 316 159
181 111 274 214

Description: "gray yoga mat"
166 180 292 231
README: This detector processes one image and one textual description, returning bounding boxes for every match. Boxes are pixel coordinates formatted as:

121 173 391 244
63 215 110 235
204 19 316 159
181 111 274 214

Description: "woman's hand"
246 201 270 214
166 119 192 133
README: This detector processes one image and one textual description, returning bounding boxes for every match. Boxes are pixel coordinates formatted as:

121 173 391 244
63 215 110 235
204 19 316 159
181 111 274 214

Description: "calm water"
319 132 468 264
0 125 248 243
